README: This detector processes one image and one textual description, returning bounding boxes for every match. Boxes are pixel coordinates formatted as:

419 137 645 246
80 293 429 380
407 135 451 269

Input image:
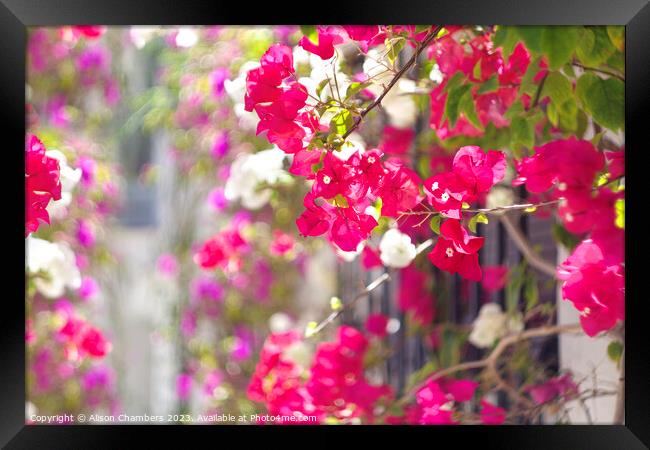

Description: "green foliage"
467 212 488 233
576 27 616 67
540 26 580 70
386 37 406 65
607 341 623 364
444 83 472 129
576 73 624 131
300 25 318 45
510 116 535 149
606 26 625 51
476 74 499 95
493 26 519 61
429 214 442 235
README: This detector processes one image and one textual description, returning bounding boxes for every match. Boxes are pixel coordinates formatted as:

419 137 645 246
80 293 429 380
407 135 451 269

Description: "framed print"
1 0 648 448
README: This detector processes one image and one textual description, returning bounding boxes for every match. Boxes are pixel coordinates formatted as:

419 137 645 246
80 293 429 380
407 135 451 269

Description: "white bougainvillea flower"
26 236 82 298
379 228 417 268
45 149 82 219
469 303 524 348
224 146 288 209
224 61 261 131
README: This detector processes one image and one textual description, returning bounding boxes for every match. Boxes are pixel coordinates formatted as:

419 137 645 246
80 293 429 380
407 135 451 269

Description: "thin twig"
500 214 557 277
399 323 583 405
398 199 562 217
613 348 625 424
306 238 434 338
572 61 625 82
341 26 443 140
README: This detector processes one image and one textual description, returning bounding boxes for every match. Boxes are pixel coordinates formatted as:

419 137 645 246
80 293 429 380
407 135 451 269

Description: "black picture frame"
1 1 647 448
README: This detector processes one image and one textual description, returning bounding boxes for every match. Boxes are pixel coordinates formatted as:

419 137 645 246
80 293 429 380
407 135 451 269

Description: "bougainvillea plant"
26 24 624 425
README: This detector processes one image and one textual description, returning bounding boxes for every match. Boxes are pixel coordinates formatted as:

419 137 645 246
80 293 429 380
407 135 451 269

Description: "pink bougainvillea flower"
341 25 381 52
439 378 479 402
376 158 424 218
312 151 356 199
361 245 383 270
423 172 468 219
513 138 605 194
296 192 336 237
190 275 224 303
365 313 389 337
270 230 295 256
260 43 295 76
79 327 111 357
410 377 477 424
76 219 96 248
211 131 229 160
207 187 228 211
209 67 230 99
379 125 415 156
25 134 62 236
557 239 624 336
399 265 436 326
231 326 254 361
70 26 106 39
156 253 179 277
78 276 100 301
176 373 192 400
480 399 506 424
328 207 377 252
452 146 507 200
289 148 323 177
605 149 625 180
428 219 484 281
526 373 578 405
193 226 248 272
481 265 508 293
299 27 345 60
202 370 223 396
306 326 392 421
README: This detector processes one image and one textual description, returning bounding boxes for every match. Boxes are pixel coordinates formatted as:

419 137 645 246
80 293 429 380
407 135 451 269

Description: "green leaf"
606 26 625 51
542 71 574 106
330 109 353 135
511 116 534 149
443 71 466 93
541 26 580 70
524 273 540 311
558 97 579 132
468 212 488 233
300 25 318 45
493 26 518 61
429 215 442 235
517 55 543 98
576 73 624 131
459 89 482 129
316 78 330 98
576 27 616 67
472 59 482 80
607 341 623 364
505 101 525 120
477 75 499 94
345 81 370 99
386 37 406 65
515 26 545 53
444 83 472 129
